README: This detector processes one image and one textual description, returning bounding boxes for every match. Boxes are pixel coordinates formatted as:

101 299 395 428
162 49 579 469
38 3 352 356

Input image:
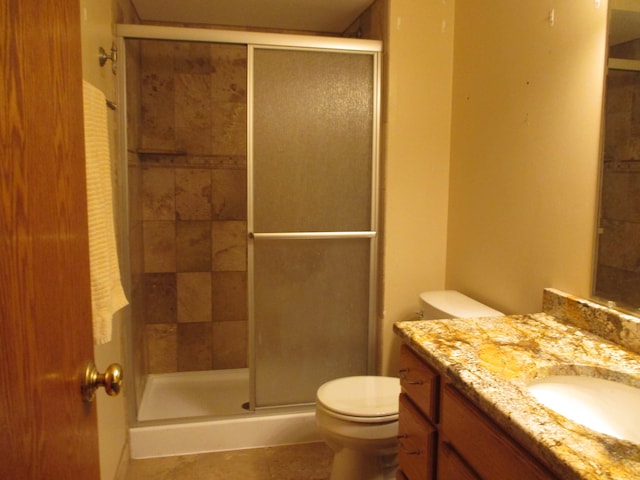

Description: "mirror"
593 0 640 311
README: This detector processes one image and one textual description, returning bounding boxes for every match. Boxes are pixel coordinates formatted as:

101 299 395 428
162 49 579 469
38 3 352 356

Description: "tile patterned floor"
125 442 333 480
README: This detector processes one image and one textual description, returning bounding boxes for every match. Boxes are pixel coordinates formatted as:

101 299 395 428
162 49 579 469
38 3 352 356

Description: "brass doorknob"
81 362 123 402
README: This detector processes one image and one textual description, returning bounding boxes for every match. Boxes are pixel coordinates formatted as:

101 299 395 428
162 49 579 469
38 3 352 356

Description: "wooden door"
0 1 101 478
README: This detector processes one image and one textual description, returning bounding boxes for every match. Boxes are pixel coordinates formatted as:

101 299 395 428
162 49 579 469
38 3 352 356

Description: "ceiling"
130 0 374 34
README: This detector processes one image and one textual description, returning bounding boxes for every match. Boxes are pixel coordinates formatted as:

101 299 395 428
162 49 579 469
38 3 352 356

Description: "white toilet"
316 376 400 480
418 290 503 319
315 290 503 480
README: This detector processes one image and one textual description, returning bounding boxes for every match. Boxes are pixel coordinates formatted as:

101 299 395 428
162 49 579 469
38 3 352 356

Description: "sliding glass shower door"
249 46 380 408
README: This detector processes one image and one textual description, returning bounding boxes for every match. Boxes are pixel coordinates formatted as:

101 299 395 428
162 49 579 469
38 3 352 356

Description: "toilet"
315 290 503 480
418 290 503 319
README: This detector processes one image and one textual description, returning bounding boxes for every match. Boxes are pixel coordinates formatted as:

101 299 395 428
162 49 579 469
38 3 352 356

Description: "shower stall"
116 25 382 457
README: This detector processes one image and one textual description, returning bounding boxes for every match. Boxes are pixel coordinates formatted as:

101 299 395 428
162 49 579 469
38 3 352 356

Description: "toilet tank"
419 290 503 319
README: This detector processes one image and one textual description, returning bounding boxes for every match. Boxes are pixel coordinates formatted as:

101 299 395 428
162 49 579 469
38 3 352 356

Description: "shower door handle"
250 231 376 240
81 362 123 402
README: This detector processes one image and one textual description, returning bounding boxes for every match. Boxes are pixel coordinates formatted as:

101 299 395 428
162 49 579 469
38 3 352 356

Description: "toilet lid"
316 376 400 418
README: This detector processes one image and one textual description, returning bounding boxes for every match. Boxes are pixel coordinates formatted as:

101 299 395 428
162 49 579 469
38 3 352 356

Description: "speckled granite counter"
394 289 640 480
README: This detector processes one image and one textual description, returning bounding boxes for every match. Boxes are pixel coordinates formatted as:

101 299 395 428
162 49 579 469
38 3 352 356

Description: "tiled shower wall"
595 39 640 307
137 40 248 373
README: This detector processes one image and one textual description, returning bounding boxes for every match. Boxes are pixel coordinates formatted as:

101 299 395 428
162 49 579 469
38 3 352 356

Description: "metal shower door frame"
247 41 381 410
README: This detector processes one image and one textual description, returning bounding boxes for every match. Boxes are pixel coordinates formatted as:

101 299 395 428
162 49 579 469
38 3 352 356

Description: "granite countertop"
394 307 640 480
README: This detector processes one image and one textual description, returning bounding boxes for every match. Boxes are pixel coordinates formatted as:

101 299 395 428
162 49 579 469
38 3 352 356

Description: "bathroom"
76 0 621 479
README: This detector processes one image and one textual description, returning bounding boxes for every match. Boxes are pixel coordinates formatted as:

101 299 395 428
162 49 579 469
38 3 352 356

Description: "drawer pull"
398 437 421 455
400 370 424 385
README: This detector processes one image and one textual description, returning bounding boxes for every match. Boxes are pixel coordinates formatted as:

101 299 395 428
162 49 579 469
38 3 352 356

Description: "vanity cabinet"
398 345 557 480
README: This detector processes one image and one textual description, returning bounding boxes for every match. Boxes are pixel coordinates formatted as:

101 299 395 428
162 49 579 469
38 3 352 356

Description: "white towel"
82 80 128 345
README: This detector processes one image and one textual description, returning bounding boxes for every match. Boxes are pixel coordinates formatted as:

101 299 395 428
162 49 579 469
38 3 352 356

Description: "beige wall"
79 1 128 479
381 0 454 375
445 0 608 315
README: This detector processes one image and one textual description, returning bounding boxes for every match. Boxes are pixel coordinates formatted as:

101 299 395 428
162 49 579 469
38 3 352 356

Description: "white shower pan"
130 369 320 458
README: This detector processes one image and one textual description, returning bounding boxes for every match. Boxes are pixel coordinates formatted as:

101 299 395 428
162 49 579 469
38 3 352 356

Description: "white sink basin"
528 375 640 443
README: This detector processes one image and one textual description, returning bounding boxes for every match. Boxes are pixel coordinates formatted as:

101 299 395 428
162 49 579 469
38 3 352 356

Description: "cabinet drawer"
400 345 439 422
437 441 480 480
440 383 557 480
398 394 437 480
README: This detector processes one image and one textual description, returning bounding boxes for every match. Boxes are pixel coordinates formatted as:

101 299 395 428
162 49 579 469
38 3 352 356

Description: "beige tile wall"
138 40 248 373
595 39 640 307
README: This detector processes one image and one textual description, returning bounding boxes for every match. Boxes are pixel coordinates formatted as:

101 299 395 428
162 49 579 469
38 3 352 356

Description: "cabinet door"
400 345 440 422
398 394 437 480
440 384 557 480
437 441 481 480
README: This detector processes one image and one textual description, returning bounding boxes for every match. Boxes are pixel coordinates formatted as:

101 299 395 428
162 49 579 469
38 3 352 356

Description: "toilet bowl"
316 376 400 480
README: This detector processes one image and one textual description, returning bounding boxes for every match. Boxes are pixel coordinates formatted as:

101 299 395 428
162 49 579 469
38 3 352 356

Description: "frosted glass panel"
250 46 378 408
253 239 370 407
253 49 374 232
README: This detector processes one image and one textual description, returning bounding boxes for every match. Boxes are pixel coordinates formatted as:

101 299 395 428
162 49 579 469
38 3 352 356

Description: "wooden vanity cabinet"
397 345 558 480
